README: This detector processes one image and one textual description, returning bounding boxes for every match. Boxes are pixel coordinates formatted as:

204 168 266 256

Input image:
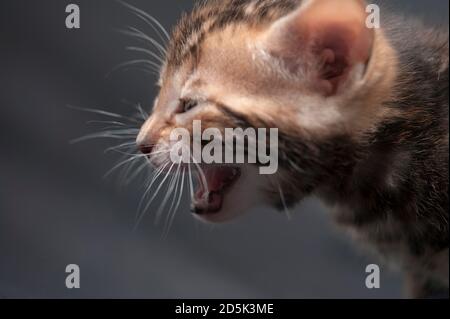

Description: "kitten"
136 0 448 298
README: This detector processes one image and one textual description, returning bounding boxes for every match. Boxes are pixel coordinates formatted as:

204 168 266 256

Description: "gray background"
0 0 448 298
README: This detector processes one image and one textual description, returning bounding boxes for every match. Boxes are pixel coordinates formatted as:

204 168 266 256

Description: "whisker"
155 162 181 224
136 160 170 220
124 159 149 185
113 65 159 77
126 46 165 65
119 159 139 185
90 125 135 132
117 0 170 42
162 164 182 230
87 120 128 127
105 141 138 153
70 133 135 144
131 102 149 121
100 128 140 134
134 161 175 229
67 104 141 123
70 127 140 144
119 99 149 119
277 182 292 220
107 59 162 77
106 149 141 156
188 162 194 199
103 154 147 179
120 26 166 57
164 166 186 238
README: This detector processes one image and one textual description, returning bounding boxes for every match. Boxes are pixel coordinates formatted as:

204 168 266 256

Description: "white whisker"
126 46 165 65
117 0 170 42
103 154 147 178
105 141 138 153
87 120 128 127
124 159 149 185
108 59 162 77
134 161 175 229
155 162 181 224
162 165 183 233
188 163 194 199
121 26 166 57
135 160 170 220
277 182 292 220
164 167 186 237
67 104 141 123
70 133 135 144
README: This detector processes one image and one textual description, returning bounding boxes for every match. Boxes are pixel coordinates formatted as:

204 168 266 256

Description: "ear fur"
263 0 374 95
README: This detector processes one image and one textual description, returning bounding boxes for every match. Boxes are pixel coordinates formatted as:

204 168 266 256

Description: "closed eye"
178 98 198 114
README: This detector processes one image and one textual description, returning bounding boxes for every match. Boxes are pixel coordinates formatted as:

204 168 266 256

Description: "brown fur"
137 0 449 298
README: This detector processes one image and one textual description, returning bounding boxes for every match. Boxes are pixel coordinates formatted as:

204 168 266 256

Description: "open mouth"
191 166 241 216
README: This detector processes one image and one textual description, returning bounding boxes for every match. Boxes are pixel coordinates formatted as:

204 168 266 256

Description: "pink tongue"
205 167 227 192
194 167 229 212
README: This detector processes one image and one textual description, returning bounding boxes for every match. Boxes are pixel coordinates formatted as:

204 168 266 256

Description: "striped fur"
139 0 449 298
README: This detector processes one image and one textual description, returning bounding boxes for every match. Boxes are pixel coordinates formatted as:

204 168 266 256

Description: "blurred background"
0 0 448 299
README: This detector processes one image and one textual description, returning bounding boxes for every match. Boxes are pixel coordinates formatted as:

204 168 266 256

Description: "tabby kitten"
136 0 448 298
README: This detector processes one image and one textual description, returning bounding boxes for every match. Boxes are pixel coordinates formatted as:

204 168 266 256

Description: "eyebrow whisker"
117 0 170 43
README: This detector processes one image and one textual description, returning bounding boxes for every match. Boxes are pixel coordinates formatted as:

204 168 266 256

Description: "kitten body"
137 0 449 298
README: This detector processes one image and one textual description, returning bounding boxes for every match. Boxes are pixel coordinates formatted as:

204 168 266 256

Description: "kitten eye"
179 98 198 113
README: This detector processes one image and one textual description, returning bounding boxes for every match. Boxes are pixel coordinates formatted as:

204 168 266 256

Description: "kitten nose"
138 143 153 155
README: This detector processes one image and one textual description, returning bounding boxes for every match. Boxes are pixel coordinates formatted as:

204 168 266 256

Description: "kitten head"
136 0 397 222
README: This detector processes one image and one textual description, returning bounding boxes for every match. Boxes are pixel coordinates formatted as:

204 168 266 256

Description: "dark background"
0 0 448 298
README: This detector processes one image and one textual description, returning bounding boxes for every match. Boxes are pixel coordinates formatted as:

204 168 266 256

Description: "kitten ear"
263 0 374 95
